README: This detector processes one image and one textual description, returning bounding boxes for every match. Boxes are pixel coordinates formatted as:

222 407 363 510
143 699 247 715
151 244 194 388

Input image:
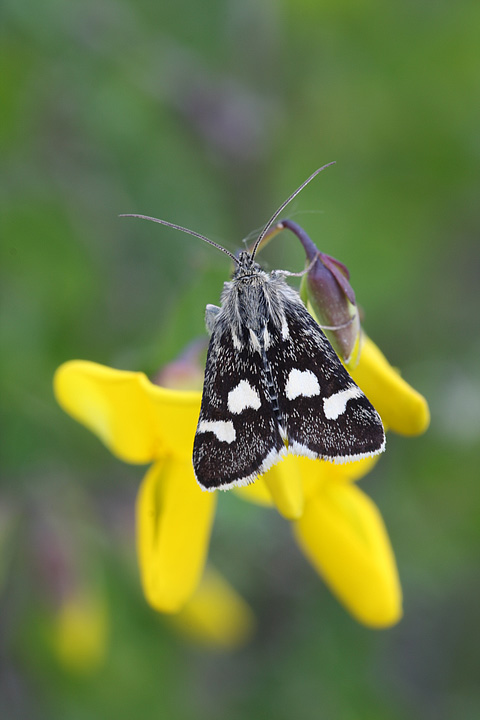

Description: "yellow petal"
349 336 430 436
233 477 274 506
235 453 378 513
294 482 402 627
54 588 108 673
263 455 305 519
136 458 216 613
297 455 381 500
171 566 255 648
334 453 381 482
54 360 201 463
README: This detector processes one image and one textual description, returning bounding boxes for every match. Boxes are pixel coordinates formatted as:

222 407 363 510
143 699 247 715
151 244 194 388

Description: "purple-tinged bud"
275 220 361 366
153 338 208 391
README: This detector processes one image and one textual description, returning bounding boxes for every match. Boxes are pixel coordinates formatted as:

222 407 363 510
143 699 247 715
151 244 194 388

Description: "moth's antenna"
250 162 336 260
119 214 238 264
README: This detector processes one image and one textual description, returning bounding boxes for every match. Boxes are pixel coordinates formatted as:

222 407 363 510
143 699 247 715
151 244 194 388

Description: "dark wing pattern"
266 302 385 462
193 323 284 490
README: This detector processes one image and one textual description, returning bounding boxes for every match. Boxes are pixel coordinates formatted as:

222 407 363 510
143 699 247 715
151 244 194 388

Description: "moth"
121 164 385 491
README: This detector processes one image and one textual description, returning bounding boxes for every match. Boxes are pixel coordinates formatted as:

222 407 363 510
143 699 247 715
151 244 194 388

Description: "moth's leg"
273 253 320 279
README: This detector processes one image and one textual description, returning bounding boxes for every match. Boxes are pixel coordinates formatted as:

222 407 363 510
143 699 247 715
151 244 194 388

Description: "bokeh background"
2 1 480 718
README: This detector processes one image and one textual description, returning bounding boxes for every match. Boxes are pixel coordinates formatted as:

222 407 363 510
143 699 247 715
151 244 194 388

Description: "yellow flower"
53 586 108 673
54 335 429 631
171 566 255 648
236 453 402 627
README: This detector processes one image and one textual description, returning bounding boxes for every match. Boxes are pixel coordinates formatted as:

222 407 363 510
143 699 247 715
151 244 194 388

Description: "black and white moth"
121 164 385 491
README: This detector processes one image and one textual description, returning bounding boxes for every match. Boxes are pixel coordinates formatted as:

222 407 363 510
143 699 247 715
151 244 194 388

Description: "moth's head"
233 250 263 279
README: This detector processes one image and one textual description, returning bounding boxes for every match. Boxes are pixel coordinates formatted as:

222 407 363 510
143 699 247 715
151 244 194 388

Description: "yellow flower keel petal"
350 337 430 436
136 458 216 613
263 456 304 519
294 483 402 627
171 567 255 648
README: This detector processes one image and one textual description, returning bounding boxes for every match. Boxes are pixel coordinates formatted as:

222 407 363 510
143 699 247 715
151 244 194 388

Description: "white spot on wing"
285 369 320 400
228 380 261 414
281 316 289 340
197 420 236 443
323 386 363 420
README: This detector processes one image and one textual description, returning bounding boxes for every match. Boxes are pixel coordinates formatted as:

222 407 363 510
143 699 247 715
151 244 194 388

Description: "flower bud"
276 220 361 366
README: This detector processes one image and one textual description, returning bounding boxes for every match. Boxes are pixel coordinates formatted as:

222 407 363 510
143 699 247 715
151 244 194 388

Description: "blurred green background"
1 0 480 718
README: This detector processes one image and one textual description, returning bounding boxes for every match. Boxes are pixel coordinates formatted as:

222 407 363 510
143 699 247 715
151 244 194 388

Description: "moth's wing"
267 303 385 462
193 323 284 490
